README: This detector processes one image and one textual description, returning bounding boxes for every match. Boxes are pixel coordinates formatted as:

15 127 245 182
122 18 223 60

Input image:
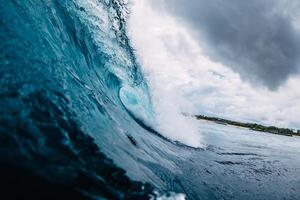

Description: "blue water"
0 0 300 199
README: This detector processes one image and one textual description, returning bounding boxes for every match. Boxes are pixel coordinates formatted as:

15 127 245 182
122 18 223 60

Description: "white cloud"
127 0 300 131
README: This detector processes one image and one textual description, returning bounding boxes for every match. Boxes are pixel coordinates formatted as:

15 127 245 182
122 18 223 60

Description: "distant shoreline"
195 115 300 137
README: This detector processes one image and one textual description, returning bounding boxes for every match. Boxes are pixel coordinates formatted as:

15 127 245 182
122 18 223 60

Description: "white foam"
127 0 204 147
155 192 186 200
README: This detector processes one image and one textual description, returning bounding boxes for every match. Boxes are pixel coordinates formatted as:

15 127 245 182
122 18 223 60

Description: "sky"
127 0 300 131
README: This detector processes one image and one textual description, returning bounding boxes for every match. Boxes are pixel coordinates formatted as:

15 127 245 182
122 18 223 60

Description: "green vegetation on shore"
195 115 300 137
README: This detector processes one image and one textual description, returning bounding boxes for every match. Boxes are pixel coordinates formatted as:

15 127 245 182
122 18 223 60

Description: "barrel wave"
1 0 300 200
0 0 158 199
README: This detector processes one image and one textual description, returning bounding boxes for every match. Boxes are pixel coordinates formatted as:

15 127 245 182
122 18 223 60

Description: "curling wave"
0 0 178 199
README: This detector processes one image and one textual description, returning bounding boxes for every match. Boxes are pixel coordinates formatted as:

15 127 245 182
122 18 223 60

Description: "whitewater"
0 0 300 199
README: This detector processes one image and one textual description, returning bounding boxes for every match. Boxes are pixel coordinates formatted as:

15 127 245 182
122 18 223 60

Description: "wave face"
2 1 300 200
0 0 161 199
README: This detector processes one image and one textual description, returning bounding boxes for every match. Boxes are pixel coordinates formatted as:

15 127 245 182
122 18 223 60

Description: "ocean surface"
0 0 300 199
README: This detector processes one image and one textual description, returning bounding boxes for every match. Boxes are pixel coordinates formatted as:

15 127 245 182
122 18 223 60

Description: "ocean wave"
0 0 173 199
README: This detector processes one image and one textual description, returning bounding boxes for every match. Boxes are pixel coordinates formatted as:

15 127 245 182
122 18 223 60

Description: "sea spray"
127 0 204 147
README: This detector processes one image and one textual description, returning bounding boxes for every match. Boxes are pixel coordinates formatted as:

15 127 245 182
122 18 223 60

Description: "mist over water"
128 0 204 148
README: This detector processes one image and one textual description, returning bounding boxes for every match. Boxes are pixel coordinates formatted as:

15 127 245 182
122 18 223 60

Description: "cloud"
128 0 300 130
152 0 300 90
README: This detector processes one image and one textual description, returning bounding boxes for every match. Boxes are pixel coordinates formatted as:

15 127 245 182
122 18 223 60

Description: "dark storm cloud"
156 0 300 89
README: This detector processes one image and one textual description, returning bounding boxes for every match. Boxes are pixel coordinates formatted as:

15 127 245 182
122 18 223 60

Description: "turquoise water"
0 0 299 199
